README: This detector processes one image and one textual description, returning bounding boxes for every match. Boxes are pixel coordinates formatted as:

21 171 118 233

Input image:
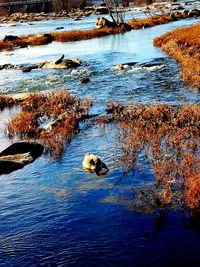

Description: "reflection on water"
0 16 200 266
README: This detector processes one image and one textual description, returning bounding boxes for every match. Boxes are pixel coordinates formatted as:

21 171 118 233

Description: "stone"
80 77 90 84
0 141 44 175
11 92 32 101
55 26 64 30
3 35 19 42
96 17 116 28
41 58 82 69
21 65 38 72
82 153 109 175
188 9 200 17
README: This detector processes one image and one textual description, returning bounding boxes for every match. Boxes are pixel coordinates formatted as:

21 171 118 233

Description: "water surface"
0 16 200 266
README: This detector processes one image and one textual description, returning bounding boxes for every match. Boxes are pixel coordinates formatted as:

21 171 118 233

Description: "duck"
82 153 109 175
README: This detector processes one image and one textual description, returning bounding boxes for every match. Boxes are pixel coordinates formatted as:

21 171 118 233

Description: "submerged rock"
112 58 166 72
0 64 18 70
0 141 44 175
80 77 90 84
82 153 109 176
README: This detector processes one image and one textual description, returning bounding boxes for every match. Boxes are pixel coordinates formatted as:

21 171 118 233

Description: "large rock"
0 141 44 175
82 153 109 176
3 35 19 42
95 17 131 31
95 7 109 15
188 9 200 17
40 58 82 69
96 17 116 28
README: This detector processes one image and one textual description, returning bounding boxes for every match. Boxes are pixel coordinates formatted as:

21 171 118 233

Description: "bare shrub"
100 102 200 215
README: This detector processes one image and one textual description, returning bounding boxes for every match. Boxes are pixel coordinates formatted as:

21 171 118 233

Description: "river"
0 14 200 266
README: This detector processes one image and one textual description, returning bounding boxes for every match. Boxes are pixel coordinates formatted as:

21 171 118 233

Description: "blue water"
0 15 200 266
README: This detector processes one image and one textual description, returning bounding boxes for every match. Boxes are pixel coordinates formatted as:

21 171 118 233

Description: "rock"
74 17 81 21
80 77 90 84
112 62 137 71
188 9 200 17
3 35 19 42
0 64 17 70
10 92 31 101
120 23 132 31
182 10 189 18
55 54 64 65
96 17 116 28
20 43 28 48
0 141 44 175
55 26 64 30
82 153 109 175
95 7 109 15
27 33 53 45
21 65 38 73
43 112 69 132
114 64 125 71
167 3 183 11
41 58 82 69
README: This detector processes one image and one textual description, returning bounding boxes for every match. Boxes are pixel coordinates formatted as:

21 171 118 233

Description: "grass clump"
154 23 200 89
0 95 17 110
99 101 200 215
6 90 92 157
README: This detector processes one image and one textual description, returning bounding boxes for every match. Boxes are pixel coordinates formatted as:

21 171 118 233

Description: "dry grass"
6 90 92 157
51 27 125 42
0 27 125 51
128 13 173 29
0 95 17 110
99 102 200 215
154 23 200 88
127 11 191 29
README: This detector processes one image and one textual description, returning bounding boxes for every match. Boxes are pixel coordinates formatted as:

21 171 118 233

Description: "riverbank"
154 23 200 89
0 9 199 52
0 6 110 24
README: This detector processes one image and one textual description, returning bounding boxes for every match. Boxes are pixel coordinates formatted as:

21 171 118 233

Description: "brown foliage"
0 95 16 110
52 27 125 42
127 12 188 29
102 102 200 214
7 90 92 157
154 23 200 88
0 27 125 51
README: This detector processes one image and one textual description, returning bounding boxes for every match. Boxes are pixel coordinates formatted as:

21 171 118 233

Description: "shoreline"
154 23 200 89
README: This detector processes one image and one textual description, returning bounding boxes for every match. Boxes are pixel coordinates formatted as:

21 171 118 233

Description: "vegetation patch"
98 101 200 216
128 13 174 29
154 23 200 89
0 27 126 51
2 90 92 157
0 95 17 110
